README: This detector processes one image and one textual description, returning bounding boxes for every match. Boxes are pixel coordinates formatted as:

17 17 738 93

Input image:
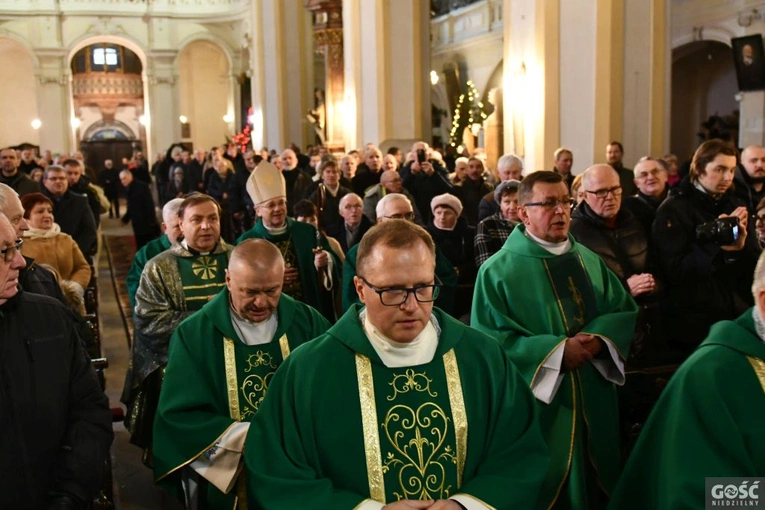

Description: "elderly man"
0 183 67 303
471 171 637 509
126 198 184 309
605 141 637 196
622 157 670 236
326 193 374 254
0 147 38 196
454 157 493 227
351 147 384 197
449 156 468 185
478 154 523 221
734 144 765 215
154 239 330 508
63 158 103 227
610 250 765 508
362 169 421 223
475 179 521 267
40 165 98 258
188 148 207 193
400 141 453 224
238 161 339 322
0 212 112 508
342 193 458 315
308 159 351 229
552 148 574 192
245 220 549 509
339 154 357 188
280 149 313 213
99 159 121 218
120 169 161 249
123 194 232 465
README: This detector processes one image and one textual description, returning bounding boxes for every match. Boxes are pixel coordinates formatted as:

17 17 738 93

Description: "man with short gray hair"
478 153 523 221
610 249 765 509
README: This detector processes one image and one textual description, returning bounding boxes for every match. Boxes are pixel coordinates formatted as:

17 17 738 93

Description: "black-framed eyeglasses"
0 238 22 263
585 186 623 199
522 197 575 210
360 275 442 306
382 212 415 221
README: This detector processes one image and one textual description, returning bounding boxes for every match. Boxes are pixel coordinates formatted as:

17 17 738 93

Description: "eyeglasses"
635 169 663 180
522 198 575 210
0 238 22 263
382 212 415 221
585 186 623 199
260 199 287 211
360 275 442 306
343 204 363 210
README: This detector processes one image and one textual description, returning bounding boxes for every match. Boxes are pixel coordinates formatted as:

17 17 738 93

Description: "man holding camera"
400 141 453 225
653 139 760 351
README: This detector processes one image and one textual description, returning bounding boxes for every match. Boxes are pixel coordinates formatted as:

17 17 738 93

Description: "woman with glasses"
20 193 92 314
653 139 760 352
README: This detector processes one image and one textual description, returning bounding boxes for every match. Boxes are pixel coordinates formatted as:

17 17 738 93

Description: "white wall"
178 40 230 151
0 38 39 147
622 0 652 166
559 0 596 174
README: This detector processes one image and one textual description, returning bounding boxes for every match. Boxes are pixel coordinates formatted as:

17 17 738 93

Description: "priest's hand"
314 249 329 269
382 500 434 509
626 273 655 297
284 267 299 286
563 336 594 371
428 500 465 510
576 333 604 357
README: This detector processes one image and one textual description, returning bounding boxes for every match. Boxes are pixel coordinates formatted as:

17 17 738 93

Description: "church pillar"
146 52 180 156
35 51 72 154
343 0 430 148
306 0 345 153
593 0 625 165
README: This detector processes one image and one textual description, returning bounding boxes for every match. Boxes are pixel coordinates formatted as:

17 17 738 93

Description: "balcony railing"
431 0 503 51
0 0 249 17
72 72 143 99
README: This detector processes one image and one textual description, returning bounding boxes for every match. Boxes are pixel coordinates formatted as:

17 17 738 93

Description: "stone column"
35 51 72 154
146 51 180 155
306 0 345 153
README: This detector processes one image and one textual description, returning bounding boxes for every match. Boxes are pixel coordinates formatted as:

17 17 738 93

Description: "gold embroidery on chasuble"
273 238 304 301
747 356 765 393
356 350 466 503
224 334 291 422
191 255 220 280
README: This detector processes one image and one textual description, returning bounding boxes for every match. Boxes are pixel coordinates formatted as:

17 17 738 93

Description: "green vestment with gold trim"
608 309 765 510
153 288 331 508
126 234 172 310
238 218 340 322
471 225 638 509
122 241 232 457
245 305 549 509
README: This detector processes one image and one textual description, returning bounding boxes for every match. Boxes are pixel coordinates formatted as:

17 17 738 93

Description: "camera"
416 149 427 164
695 216 740 245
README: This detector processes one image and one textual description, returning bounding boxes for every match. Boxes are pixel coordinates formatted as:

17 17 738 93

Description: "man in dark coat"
623 157 669 237
99 159 121 218
40 165 98 259
400 141 453 225
325 193 373 254
63 158 102 228
0 212 113 509
606 141 638 196
120 170 161 249
0 148 38 197
733 145 765 216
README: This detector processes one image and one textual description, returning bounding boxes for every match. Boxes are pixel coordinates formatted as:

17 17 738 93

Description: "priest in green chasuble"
122 194 232 465
153 239 331 508
237 160 340 322
471 171 638 509
246 220 549 510
609 250 765 510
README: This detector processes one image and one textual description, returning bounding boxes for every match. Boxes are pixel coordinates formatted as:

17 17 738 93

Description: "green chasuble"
609 309 765 510
153 289 330 508
246 305 550 509
127 234 172 310
471 225 637 509
122 241 232 456
341 243 459 315
238 218 340 322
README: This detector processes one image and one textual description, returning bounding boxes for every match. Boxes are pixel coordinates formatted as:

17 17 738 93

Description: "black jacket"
653 178 760 344
622 187 668 238
570 202 651 286
123 180 160 236
733 164 765 216
426 217 476 282
0 171 38 197
70 175 102 228
400 159 453 225
41 187 98 258
326 214 374 254
20 256 67 306
0 292 112 508
455 178 493 227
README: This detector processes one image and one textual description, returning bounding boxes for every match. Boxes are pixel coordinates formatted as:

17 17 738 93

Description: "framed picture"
732 35 765 92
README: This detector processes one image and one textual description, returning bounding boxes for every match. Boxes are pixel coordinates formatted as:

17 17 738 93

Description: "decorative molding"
314 28 343 72
72 72 143 98
431 0 503 53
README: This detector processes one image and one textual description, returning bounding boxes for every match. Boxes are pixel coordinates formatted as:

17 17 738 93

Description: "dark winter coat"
123 179 160 236
40 187 98 258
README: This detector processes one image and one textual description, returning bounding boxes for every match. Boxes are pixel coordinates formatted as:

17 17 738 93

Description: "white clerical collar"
181 239 211 256
694 181 722 199
525 228 572 255
753 308 765 345
229 307 279 346
263 223 288 235
360 309 439 368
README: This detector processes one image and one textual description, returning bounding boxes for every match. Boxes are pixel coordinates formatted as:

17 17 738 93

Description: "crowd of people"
1 136 764 509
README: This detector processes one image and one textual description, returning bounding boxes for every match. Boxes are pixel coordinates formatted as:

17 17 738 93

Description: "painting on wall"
731 35 765 92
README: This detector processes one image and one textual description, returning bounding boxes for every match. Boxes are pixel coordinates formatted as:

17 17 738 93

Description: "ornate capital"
314 28 343 71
